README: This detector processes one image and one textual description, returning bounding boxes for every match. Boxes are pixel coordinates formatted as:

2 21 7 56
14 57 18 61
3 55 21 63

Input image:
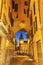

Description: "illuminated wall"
29 0 43 65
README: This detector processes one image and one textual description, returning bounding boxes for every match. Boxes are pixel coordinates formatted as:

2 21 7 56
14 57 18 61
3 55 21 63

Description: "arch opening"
16 31 28 47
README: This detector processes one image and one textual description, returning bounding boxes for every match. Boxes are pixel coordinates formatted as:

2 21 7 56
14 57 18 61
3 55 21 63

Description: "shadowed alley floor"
6 56 38 65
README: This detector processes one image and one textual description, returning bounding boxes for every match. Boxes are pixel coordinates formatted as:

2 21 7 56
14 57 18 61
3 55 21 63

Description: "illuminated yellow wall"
29 0 43 63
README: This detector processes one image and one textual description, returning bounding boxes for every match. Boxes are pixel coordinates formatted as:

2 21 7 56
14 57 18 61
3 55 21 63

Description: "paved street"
6 56 38 65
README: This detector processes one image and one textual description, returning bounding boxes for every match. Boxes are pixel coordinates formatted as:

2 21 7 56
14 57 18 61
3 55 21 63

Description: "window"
30 11 32 25
15 4 18 12
34 18 37 34
33 2 35 15
27 8 29 17
31 28 33 38
25 1 28 5
35 16 37 31
9 7 14 27
34 22 35 34
10 13 14 27
12 0 15 9
24 9 27 14
16 14 18 18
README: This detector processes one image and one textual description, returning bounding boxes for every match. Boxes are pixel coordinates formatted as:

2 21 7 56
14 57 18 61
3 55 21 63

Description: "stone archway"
14 29 30 55
16 31 28 47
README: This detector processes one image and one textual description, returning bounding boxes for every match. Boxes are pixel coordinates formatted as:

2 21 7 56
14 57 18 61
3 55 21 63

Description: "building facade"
0 0 43 65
